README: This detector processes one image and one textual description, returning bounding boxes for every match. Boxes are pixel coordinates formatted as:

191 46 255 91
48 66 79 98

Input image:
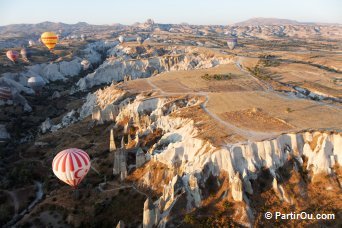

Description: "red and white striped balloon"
6 50 19 62
0 87 12 100
52 148 91 188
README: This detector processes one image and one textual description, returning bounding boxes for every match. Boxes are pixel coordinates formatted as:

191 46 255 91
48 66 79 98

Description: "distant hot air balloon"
81 59 90 70
118 35 125 44
28 40 35 47
27 76 45 93
137 36 143 45
20 48 31 60
227 38 237 50
0 124 10 143
52 148 91 188
41 32 58 50
0 87 12 100
6 50 19 63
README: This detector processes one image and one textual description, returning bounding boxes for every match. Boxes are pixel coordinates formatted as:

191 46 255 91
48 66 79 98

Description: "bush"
286 107 293 113
223 200 231 210
184 214 195 224
201 73 233 81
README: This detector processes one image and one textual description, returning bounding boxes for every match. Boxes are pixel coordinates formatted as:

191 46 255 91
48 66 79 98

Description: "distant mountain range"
0 18 340 45
234 18 302 26
0 21 124 35
233 17 339 26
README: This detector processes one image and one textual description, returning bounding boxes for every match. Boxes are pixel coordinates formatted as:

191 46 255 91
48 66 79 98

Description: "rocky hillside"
0 20 341 227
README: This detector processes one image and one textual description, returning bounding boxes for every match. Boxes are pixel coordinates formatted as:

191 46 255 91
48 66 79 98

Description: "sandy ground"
122 62 341 142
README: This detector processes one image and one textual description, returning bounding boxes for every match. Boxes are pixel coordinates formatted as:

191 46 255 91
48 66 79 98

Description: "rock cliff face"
76 46 233 91
0 41 110 111
86 85 342 226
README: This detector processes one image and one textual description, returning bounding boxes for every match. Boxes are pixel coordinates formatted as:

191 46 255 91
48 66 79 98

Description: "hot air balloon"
52 148 91 188
6 50 19 63
28 40 35 47
227 38 238 50
137 36 143 45
20 48 31 61
41 32 58 50
81 59 90 70
27 76 45 94
0 87 12 100
0 124 10 144
118 35 125 44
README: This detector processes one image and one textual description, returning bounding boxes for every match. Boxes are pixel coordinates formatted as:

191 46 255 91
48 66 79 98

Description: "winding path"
235 57 271 91
146 78 278 141
4 181 44 228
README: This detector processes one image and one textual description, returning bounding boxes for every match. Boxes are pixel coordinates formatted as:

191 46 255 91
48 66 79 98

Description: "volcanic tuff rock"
143 198 156 228
76 47 233 91
0 41 110 111
86 84 341 225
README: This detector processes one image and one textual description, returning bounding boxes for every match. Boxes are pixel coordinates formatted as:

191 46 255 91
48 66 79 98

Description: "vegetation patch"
201 73 233 81
259 54 281 67
247 65 272 81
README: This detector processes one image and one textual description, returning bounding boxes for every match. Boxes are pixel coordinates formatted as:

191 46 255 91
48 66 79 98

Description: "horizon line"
1 17 341 27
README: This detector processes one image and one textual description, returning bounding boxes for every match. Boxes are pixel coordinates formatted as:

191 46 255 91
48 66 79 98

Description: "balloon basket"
72 188 80 200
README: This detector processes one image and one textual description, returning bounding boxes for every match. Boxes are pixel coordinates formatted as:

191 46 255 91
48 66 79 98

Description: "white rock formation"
186 174 202 208
40 110 79 133
232 172 243 202
78 84 342 226
242 169 253 195
113 148 126 176
116 220 125 228
121 137 125 149
40 118 53 134
135 132 139 145
0 41 110 110
303 132 340 174
76 48 233 90
272 177 291 203
143 198 156 228
110 129 116 152
120 161 127 181
136 147 146 168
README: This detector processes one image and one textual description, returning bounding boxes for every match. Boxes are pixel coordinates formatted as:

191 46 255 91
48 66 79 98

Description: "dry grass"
207 91 342 134
127 161 173 195
220 108 293 132
266 62 342 98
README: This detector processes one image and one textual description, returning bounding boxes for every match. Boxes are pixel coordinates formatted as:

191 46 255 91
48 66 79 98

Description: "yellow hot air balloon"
41 32 58 50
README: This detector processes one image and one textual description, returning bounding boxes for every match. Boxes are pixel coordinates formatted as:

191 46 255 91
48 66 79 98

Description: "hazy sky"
0 0 341 26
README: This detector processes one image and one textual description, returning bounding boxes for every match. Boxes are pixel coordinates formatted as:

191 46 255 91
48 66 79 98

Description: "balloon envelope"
0 87 12 100
81 60 90 70
52 148 91 188
227 38 237 50
28 76 45 91
137 36 143 44
41 32 58 50
28 40 35 47
6 50 19 62
118 35 125 43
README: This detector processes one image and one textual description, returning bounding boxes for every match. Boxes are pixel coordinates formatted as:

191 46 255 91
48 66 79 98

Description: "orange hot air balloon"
52 148 91 188
41 32 58 50
6 50 19 62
